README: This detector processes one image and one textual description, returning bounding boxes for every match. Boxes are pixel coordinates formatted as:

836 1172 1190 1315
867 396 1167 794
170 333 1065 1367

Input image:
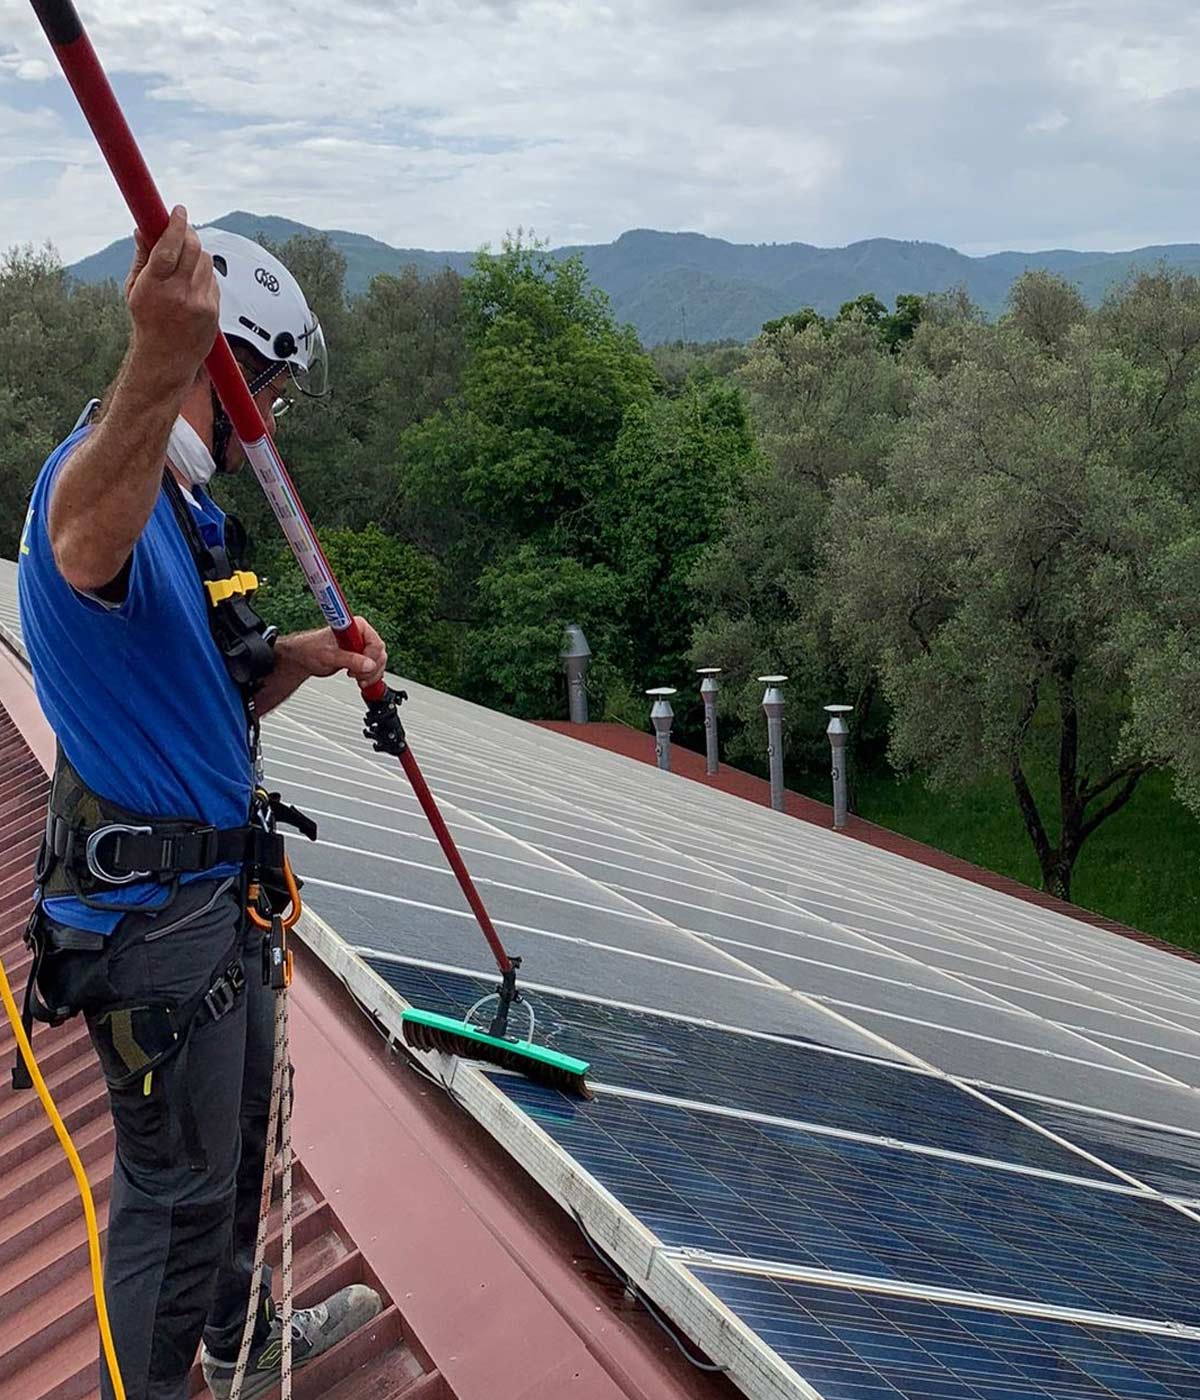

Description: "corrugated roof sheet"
0 694 428 1400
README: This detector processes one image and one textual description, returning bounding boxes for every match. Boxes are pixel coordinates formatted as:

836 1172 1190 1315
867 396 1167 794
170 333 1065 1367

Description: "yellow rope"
0 953 127 1399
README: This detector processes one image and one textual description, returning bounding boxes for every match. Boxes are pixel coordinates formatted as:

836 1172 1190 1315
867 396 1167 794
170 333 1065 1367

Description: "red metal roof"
0 644 736 1400
537 719 1200 966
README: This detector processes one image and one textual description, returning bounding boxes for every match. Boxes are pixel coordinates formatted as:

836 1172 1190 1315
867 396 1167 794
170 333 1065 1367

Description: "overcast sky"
2 0 1198 264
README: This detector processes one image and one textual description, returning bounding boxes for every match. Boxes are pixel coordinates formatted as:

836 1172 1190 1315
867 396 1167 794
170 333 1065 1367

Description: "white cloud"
1026 110 1069 134
2 0 1200 262
0 51 49 81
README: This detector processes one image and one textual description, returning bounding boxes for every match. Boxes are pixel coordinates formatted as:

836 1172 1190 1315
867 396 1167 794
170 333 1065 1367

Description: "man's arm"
255 618 389 717
49 207 219 595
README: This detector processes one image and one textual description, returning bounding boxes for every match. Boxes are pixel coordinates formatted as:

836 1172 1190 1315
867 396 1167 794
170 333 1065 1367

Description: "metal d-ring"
85 824 153 885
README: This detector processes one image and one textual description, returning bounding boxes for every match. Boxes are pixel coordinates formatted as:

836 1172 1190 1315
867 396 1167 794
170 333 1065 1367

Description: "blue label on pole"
317 583 351 630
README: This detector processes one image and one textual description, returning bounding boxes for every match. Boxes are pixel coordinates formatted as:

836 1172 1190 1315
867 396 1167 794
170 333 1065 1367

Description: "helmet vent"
238 315 271 343
212 254 227 276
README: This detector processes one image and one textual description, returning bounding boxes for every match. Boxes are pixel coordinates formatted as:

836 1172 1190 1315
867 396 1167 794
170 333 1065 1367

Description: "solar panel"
5 555 1200 1400
988 1090 1200 1203
685 1276 1200 1399
492 1077 1196 1326
365 958 1125 1182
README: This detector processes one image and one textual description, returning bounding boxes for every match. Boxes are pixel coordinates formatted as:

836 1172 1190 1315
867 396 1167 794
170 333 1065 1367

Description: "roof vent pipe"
697 668 722 776
560 624 591 724
646 688 677 771
825 704 853 829
758 676 788 812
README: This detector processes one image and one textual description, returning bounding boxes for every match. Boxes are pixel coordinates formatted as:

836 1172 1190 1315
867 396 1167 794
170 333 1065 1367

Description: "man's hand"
48 206 220 594
283 617 388 686
256 617 389 717
126 205 220 394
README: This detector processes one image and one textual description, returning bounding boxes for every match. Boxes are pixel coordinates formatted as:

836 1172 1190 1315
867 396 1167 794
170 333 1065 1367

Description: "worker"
16 209 382 1400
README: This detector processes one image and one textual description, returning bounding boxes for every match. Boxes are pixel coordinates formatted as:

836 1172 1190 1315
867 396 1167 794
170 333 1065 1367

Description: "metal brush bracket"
466 961 535 1043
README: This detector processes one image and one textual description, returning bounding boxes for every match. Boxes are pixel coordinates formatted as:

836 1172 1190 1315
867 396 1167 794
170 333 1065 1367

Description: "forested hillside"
70 215 1200 345
7 235 1200 942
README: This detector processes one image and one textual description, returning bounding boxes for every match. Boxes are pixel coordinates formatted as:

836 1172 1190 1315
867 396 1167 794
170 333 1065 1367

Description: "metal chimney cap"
645 686 678 697
696 666 723 676
757 674 788 684
824 703 854 715
560 624 591 660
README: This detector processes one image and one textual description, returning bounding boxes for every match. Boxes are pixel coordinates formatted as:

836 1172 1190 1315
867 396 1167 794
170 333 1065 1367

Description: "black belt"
42 815 285 887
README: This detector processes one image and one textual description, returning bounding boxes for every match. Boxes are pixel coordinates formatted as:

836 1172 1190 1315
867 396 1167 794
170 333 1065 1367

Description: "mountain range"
69 212 1200 346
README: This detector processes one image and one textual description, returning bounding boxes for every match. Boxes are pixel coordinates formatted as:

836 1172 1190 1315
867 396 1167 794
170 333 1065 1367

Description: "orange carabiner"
247 855 302 932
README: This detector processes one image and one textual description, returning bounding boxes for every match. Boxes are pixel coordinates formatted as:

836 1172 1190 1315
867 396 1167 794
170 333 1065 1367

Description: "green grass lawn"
798 765 1200 953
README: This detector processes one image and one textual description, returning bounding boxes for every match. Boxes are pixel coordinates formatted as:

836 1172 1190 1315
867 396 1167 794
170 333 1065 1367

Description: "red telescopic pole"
29 0 516 977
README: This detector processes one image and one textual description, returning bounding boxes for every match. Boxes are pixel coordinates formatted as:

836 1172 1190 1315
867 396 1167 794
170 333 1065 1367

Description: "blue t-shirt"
18 426 254 932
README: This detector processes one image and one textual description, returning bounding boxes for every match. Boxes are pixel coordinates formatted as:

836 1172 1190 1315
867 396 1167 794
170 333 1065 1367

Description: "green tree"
761 305 827 337
691 313 912 778
879 293 926 352
355 266 464 480
1005 269 1087 353
0 244 127 553
258 522 452 685
649 339 748 394
603 375 756 689
1092 271 1200 818
466 545 628 719
763 293 926 357
455 238 656 532
837 293 888 326
1092 266 1200 495
397 235 660 711
399 237 656 547
904 286 986 377
223 237 466 555
827 305 1200 899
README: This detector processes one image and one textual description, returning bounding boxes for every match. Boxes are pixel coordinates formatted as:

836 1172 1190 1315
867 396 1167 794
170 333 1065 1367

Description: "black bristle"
401 1019 591 1099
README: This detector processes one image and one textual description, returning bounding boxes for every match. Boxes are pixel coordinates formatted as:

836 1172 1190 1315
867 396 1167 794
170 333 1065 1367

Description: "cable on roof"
337 972 474 1109
0 952 127 1398
568 1206 728 1374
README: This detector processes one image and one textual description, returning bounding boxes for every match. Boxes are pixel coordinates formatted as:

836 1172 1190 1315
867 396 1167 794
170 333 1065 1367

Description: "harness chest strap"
162 471 277 695
204 570 259 605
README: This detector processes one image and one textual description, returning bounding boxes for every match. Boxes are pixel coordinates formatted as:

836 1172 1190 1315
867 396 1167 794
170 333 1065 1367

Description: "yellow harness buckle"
204 571 259 606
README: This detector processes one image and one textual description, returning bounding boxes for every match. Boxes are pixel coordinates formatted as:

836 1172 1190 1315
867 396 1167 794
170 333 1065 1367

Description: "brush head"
401 1007 592 1099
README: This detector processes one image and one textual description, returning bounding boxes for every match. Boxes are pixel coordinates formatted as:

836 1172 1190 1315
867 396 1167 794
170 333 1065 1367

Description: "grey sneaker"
202 1284 383 1399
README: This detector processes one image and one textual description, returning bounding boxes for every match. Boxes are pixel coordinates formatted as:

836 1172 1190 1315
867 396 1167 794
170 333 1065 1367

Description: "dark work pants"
50 878 274 1400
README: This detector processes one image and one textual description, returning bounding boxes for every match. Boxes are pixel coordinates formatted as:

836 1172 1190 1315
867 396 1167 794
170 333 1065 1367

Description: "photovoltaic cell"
990 1091 1200 1201
688 1272 1200 1399
495 1078 1199 1327
365 957 1117 1180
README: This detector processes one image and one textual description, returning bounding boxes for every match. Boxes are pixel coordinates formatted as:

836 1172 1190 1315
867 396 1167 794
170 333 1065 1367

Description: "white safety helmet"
198 227 328 398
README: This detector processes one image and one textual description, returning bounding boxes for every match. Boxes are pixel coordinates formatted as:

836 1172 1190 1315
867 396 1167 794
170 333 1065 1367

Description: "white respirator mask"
165 414 218 488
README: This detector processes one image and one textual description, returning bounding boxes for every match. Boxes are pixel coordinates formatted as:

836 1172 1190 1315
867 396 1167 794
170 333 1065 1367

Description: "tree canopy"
823 273 1200 897
7 234 1200 909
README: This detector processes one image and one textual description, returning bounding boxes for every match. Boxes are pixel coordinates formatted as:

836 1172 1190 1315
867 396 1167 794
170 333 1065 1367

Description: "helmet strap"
211 385 235 473
246 360 287 397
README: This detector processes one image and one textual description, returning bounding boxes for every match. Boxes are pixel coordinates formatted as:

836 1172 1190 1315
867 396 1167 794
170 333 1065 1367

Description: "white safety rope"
227 976 293 1400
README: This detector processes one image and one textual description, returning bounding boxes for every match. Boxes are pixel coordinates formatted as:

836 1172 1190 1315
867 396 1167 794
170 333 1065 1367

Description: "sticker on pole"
243 436 353 632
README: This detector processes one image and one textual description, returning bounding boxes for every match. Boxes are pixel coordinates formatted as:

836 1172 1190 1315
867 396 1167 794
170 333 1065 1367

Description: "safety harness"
14 463 316 1135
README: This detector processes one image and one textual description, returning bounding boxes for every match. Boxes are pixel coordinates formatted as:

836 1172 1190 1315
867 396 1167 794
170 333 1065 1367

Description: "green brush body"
401 1007 592 1098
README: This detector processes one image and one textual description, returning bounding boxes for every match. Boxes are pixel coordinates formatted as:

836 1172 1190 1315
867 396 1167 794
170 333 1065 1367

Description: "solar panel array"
264 669 1200 1398
4 557 1200 1399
